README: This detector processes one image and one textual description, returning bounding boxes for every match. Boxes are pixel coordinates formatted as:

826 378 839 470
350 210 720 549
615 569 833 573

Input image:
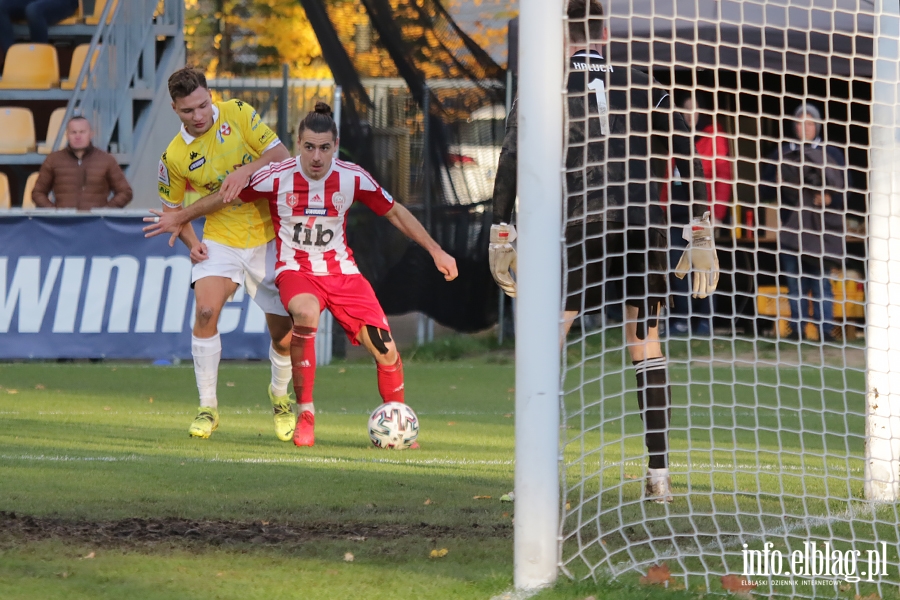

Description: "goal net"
553 0 900 597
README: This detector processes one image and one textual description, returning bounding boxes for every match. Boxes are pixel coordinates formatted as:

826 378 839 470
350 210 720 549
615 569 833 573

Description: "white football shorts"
191 239 288 317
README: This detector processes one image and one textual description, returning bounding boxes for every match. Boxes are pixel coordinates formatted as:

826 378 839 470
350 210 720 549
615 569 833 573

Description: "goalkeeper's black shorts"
564 221 668 314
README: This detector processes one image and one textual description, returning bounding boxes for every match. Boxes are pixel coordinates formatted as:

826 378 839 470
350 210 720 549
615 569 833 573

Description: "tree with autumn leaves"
184 0 513 79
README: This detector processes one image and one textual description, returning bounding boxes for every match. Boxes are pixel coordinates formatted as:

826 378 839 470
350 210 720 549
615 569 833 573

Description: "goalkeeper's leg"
625 300 672 503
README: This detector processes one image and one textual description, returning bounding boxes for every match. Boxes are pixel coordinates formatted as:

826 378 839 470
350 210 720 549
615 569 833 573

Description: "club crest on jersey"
331 192 347 211
286 193 300 208
220 122 231 136
157 161 170 185
304 208 327 216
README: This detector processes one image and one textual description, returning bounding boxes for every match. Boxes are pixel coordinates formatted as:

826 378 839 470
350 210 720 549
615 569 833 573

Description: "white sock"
648 467 669 481
269 344 292 397
299 402 315 414
192 333 221 408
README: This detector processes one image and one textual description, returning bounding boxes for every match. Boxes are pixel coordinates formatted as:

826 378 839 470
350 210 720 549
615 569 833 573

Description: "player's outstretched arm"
219 144 290 202
384 203 458 281
143 190 224 246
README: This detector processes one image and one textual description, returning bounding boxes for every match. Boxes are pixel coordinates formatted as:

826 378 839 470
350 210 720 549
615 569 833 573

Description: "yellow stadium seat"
57 0 83 25
0 173 10 209
22 172 39 209
0 107 36 153
0 44 60 89
38 107 68 154
85 0 118 25
61 44 99 90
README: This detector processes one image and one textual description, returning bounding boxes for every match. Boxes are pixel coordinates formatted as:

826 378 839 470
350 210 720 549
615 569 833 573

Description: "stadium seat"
0 44 60 89
61 44 99 90
57 0 83 25
0 173 10 209
38 107 68 154
0 107 36 153
85 0 118 25
22 172 38 209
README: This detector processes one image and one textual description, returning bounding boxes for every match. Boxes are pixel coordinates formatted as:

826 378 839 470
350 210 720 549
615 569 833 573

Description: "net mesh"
558 0 896 597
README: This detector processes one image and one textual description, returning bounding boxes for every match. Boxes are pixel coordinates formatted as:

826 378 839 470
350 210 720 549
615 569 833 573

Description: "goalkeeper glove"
489 223 518 298
674 211 720 299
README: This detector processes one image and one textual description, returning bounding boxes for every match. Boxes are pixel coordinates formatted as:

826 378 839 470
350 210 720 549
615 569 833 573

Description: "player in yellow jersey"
157 67 295 441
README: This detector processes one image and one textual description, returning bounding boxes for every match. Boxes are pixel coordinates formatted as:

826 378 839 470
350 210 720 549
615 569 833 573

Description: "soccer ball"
368 402 419 449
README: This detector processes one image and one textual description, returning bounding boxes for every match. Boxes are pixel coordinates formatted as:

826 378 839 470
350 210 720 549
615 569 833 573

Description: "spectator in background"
760 102 847 342
664 94 734 336
32 115 133 210
0 0 79 55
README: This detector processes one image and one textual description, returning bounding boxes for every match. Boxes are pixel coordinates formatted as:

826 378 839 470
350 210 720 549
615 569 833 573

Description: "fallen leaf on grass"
502 512 509 518
507 387 515 393
56 572 70 578
103 406 111 411
503 413 513 418
148 397 153 403
7 389 18 395
447 422 457 426
583 596 597 600
216 572 224 577
429 548 449 558
34 384 45 390
721 574 756 596
855 595 882 600
347 536 366 542
226 382 235 387
344 552 354 562
82 552 95 560
338 368 346 373
449 385 457 390
473 495 492 500
624 474 640 480
424 498 432 505
565 502 571 510
640 563 672 586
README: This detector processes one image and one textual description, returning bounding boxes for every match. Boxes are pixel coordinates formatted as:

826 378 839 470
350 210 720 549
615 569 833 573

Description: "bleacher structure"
0 0 184 208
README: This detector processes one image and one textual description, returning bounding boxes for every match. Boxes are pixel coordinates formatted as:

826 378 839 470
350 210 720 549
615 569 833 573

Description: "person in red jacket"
664 95 734 336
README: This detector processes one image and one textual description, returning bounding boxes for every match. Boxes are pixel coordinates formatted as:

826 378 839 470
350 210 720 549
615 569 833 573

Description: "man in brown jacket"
32 116 133 209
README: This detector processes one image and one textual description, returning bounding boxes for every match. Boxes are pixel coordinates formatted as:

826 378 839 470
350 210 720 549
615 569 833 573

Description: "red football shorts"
275 271 390 346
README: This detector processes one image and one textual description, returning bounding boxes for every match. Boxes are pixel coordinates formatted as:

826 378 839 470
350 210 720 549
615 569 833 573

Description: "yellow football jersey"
157 99 281 248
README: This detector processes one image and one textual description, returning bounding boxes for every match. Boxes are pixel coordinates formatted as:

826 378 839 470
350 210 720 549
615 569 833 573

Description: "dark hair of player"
298 102 338 141
67 115 89 127
167 67 208 101
567 0 605 43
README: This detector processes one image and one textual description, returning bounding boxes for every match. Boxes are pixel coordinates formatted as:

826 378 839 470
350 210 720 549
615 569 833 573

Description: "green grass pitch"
0 333 896 599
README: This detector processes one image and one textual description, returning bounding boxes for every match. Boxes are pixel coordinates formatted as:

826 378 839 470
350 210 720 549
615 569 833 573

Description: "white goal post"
513 0 565 591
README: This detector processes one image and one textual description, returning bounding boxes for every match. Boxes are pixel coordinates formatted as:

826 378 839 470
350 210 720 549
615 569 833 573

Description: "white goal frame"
513 0 900 591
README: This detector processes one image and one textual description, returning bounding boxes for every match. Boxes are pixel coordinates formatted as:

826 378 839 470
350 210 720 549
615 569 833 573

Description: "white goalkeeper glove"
489 223 517 298
674 211 720 299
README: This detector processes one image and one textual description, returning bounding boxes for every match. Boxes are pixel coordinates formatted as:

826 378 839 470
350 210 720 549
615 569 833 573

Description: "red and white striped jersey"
240 158 395 276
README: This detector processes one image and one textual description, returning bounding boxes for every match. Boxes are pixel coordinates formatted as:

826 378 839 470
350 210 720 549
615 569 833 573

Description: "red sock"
377 356 405 403
290 325 316 404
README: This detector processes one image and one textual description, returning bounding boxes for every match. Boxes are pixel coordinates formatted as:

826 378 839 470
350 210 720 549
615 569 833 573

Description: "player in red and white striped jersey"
240 103 456 446
151 102 458 447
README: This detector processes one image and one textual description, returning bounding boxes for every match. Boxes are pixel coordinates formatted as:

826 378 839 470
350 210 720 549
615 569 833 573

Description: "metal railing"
52 0 184 156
